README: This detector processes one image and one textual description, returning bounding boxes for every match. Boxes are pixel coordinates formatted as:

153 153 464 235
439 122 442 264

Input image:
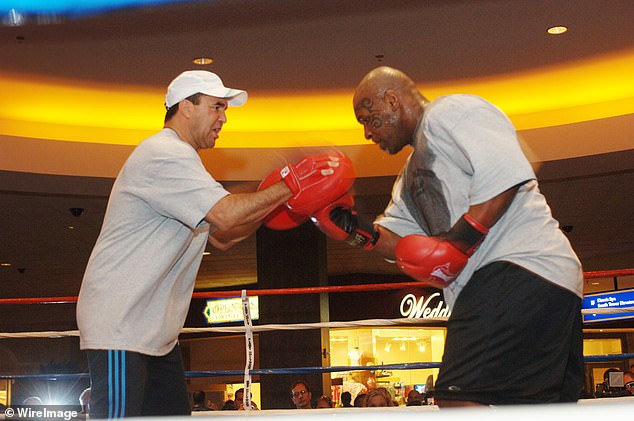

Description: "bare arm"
372 226 402 261
205 181 292 249
208 220 262 251
467 185 520 227
372 185 519 260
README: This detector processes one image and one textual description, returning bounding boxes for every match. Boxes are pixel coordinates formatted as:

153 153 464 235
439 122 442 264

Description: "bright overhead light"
547 25 568 35
2 47 633 150
192 57 213 65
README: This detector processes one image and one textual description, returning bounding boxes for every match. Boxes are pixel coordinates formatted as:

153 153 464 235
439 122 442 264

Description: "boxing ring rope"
1 268 632 306
0 267 632 339
4 355 634 382
0 269 633 413
2 310 634 340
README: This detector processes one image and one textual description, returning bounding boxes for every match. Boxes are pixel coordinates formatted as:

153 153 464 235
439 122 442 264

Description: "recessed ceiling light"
547 25 568 35
192 57 213 65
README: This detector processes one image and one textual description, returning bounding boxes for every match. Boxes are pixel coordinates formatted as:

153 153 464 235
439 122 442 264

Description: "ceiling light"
547 25 568 35
1 262 12 267
192 57 213 65
3 9 26 26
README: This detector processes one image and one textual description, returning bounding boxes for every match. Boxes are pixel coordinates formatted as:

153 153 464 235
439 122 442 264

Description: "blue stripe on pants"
108 350 126 418
108 351 113 419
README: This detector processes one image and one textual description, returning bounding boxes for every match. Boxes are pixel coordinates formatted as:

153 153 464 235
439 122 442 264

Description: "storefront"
326 280 448 405
181 278 634 408
580 287 634 395
181 279 449 408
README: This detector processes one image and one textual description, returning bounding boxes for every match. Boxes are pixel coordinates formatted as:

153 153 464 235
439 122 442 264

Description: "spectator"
353 393 367 407
235 388 258 410
406 389 423 406
290 381 313 409
365 387 393 407
191 391 211 412
315 395 333 408
340 391 353 407
597 368 630 397
222 399 237 410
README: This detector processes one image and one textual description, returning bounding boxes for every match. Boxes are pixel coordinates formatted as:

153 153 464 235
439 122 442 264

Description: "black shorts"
86 344 190 418
434 261 583 405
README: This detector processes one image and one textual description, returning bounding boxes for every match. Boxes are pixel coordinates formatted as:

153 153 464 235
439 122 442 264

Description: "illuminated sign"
0 1 180 15
583 289 634 323
203 297 259 324
400 292 451 319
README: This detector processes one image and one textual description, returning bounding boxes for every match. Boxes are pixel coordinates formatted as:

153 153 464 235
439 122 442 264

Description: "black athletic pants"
86 344 190 418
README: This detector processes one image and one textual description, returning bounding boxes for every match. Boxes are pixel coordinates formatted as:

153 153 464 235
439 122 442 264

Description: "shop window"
328 327 445 406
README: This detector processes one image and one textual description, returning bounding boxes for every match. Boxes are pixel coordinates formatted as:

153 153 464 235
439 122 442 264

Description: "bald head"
352 66 427 154
354 66 417 104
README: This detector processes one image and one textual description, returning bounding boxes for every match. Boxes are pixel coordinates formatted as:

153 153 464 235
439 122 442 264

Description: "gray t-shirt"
77 128 229 356
376 95 582 308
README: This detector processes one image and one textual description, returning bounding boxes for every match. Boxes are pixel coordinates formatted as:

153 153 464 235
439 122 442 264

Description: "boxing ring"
1 269 633 418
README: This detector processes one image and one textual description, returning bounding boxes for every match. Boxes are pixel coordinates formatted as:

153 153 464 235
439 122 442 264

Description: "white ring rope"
242 289 254 411
0 317 445 339
0 307 632 339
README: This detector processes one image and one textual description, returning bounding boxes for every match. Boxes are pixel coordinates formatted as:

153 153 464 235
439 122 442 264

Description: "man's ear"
179 99 194 118
384 89 400 111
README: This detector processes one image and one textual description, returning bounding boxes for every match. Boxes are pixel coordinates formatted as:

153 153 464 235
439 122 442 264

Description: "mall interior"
1 0 633 411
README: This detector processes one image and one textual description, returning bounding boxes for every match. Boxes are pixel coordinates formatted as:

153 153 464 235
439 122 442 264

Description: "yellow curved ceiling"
1 48 633 149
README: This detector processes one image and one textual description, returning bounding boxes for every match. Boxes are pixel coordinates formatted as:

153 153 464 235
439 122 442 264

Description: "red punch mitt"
257 165 310 230
263 205 309 230
280 152 355 215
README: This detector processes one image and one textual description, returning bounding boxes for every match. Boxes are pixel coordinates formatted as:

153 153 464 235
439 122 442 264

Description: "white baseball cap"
164 70 248 109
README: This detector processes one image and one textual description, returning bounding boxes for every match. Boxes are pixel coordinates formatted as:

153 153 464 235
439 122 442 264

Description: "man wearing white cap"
77 70 351 418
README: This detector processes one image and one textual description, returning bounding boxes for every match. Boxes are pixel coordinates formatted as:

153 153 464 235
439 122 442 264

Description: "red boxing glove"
280 152 355 215
395 214 489 288
311 194 379 250
395 235 468 288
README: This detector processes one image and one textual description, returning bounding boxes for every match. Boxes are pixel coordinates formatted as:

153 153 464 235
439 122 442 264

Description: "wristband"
446 213 489 256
